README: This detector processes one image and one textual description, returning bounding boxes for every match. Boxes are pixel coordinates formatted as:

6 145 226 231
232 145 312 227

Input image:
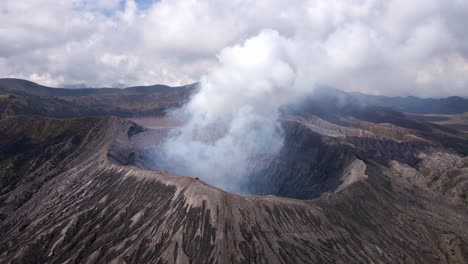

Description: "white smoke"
161 30 310 193
144 0 468 193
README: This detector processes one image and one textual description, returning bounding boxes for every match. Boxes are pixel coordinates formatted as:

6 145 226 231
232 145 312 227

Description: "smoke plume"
160 30 310 194
145 0 468 193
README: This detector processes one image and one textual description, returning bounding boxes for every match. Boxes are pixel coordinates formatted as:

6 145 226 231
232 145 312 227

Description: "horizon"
2 77 468 100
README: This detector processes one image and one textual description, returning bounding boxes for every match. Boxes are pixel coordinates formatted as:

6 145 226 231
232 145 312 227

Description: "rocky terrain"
0 80 467 263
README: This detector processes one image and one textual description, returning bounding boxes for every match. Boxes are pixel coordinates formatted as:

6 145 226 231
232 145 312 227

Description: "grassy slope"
409 112 468 132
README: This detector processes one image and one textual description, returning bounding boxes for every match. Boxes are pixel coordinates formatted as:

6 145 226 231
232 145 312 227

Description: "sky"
1 0 468 97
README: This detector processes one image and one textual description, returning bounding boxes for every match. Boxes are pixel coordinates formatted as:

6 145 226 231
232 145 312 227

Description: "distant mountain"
0 78 196 118
1 78 467 118
301 86 468 115
351 92 468 114
0 78 192 96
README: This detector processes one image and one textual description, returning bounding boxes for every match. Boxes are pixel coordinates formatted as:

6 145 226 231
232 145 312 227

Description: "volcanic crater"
1 80 467 263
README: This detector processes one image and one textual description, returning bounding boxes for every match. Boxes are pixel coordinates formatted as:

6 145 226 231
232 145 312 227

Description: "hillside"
349 91 468 114
0 106 467 263
0 80 467 263
0 78 196 118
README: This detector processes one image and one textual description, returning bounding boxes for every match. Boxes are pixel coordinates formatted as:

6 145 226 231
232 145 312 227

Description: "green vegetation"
462 193 468 204
420 167 432 177
409 112 468 133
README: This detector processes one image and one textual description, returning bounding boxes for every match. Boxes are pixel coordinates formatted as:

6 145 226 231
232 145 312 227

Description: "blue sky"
135 0 155 9
121 0 155 11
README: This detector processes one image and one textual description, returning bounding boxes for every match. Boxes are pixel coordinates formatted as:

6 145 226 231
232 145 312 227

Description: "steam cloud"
161 30 310 194
159 0 468 192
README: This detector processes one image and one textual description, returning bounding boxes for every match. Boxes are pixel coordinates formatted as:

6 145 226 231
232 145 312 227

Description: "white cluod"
161 30 309 194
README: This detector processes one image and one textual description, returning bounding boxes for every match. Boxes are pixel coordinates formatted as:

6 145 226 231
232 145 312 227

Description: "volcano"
0 79 467 263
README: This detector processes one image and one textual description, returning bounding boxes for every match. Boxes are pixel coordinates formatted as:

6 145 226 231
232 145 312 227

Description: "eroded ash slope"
0 108 467 263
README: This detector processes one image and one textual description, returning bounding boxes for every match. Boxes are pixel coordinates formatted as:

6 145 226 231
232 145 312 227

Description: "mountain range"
0 78 467 263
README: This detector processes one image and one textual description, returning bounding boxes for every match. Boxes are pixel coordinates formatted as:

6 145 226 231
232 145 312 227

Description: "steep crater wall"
108 118 366 200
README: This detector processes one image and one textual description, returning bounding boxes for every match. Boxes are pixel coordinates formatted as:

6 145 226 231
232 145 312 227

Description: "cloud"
0 0 467 96
160 30 299 193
